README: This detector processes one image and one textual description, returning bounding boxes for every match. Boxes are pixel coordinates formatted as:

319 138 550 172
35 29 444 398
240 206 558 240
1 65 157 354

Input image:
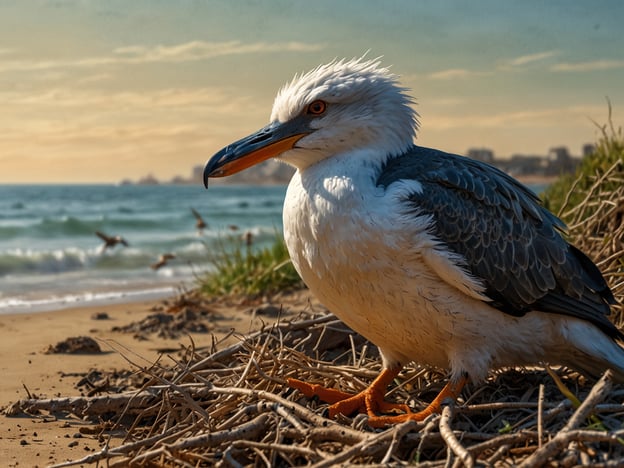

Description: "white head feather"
270 57 419 169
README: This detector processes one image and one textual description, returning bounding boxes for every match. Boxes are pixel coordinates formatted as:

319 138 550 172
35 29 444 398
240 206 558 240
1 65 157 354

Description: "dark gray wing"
377 146 621 341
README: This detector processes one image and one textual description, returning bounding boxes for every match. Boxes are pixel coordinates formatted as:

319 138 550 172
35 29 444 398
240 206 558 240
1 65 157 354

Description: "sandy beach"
0 292 301 467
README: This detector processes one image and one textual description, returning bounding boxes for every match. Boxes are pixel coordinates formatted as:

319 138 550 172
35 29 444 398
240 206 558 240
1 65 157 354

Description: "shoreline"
0 289 312 466
514 174 559 186
0 283 179 316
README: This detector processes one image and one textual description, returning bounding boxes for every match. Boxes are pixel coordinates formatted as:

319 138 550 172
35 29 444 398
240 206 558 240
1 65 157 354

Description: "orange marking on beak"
217 133 305 176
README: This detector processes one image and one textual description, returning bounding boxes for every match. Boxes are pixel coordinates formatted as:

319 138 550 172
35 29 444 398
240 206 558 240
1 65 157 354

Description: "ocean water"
0 184 286 314
0 182 549 315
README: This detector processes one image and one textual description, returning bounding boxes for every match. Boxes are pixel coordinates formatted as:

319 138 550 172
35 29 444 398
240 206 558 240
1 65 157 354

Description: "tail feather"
559 320 624 383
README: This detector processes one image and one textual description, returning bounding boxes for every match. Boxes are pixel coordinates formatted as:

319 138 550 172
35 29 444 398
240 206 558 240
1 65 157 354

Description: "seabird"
151 253 176 270
95 231 129 252
191 207 207 234
242 230 254 247
203 57 623 427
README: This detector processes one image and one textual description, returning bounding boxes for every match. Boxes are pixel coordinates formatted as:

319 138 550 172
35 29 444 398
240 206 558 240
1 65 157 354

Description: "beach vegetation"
197 233 303 298
542 107 623 327
542 105 623 220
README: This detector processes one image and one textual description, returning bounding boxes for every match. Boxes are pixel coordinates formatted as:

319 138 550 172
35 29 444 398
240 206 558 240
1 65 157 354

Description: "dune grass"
542 107 624 327
542 103 624 219
197 233 303 298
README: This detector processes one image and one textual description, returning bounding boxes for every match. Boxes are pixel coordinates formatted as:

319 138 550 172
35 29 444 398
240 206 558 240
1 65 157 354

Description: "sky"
1 0 623 183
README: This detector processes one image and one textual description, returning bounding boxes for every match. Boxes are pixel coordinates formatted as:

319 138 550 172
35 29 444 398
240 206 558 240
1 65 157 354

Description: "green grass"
542 105 624 220
197 233 303 298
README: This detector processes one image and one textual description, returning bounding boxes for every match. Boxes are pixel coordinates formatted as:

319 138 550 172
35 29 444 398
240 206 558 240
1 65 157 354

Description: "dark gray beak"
203 119 310 188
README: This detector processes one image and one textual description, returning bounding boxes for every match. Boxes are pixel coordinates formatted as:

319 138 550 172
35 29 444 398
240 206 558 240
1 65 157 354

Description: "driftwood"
5 384 213 418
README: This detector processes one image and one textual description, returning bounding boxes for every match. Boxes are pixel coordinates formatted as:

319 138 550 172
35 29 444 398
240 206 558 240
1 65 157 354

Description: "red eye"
306 100 326 115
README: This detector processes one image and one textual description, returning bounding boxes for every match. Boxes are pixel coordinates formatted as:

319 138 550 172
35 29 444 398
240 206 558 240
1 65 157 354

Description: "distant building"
467 148 495 163
546 146 578 175
170 175 188 184
136 173 159 185
548 146 571 163
582 143 595 158
503 155 548 177
130 140 589 186
188 159 294 185
192 165 204 183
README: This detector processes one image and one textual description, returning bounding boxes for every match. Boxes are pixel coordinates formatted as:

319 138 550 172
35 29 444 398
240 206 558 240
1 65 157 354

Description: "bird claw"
287 372 467 428
288 376 420 427
327 389 410 418
287 378 354 404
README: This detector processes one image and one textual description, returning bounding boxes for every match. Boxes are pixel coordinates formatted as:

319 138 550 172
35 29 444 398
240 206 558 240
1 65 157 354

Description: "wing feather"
377 145 621 340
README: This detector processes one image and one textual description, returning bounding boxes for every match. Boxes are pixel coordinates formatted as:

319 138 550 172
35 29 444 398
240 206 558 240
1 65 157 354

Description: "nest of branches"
8 152 624 467
561 158 624 327
16 308 622 467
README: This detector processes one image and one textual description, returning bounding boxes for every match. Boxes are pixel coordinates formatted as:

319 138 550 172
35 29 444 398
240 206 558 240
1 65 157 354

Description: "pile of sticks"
8 310 623 467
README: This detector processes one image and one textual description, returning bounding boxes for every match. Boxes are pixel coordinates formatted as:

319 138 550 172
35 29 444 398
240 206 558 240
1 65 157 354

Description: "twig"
310 420 418 468
562 370 613 432
380 420 416 464
5 386 210 417
130 414 270 465
221 446 245 468
465 431 538 457
231 440 322 459
538 383 544 448
519 371 614 467
439 402 474 468
185 314 337 373
49 423 197 467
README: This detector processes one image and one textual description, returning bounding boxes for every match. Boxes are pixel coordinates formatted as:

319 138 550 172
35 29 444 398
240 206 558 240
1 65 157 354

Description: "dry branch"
519 371 615 467
439 403 474 467
5 385 211 418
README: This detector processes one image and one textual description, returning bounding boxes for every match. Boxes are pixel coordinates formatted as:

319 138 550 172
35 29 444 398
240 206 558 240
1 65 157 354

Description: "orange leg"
288 369 467 428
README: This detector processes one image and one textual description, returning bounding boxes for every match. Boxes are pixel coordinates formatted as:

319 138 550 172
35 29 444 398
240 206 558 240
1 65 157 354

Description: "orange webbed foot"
286 377 356 404
364 375 467 427
288 369 467 428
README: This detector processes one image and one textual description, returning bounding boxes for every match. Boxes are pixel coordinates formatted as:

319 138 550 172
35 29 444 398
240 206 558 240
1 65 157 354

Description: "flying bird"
242 230 254 247
203 58 623 428
151 253 176 270
191 207 207 234
95 231 129 252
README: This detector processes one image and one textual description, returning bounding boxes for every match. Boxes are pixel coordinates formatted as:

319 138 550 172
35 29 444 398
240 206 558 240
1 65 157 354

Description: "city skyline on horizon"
126 140 589 187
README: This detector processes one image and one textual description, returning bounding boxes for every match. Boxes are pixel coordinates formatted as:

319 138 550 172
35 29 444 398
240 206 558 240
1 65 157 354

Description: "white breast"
282 151 575 382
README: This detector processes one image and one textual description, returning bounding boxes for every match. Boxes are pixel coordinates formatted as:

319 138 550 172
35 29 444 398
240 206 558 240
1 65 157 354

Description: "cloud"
504 50 558 67
0 85 267 176
428 51 558 81
427 68 488 80
424 105 605 130
112 40 324 64
551 59 624 72
427 97 467 107
1 86 255 112
75 73 112 85
0 85 261 156
0 40 325 73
